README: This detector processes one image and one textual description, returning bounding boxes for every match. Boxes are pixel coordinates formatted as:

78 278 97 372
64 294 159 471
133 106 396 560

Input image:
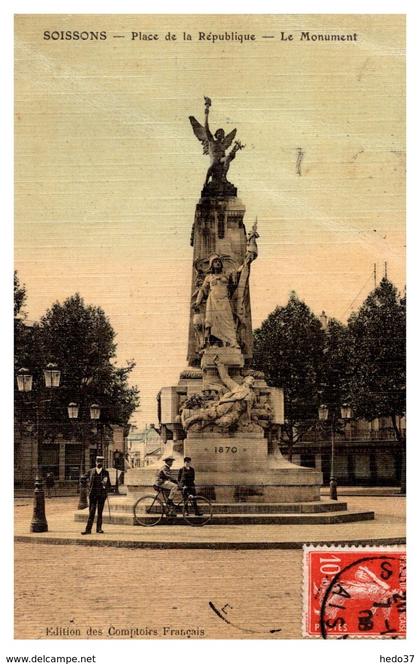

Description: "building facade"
127 425 163 468
14 422 126 488
281 416 405 486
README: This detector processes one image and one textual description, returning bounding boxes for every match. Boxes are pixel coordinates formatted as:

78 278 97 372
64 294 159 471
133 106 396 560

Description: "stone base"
125 433 322 504
74 499 375 526
107 435 375 524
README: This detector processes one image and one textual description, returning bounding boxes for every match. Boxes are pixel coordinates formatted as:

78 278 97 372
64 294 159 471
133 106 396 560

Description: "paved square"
14 495 405 639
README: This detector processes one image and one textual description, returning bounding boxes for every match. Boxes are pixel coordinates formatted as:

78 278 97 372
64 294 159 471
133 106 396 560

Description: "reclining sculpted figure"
180 356 257 433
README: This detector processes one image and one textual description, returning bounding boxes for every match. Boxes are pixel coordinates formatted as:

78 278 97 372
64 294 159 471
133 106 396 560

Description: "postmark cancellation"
302 545 406 639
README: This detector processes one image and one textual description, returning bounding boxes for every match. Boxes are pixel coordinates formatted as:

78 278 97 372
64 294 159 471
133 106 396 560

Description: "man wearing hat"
177 457 196 498
81 455 111 535
155 456 178 515
178 457 202 516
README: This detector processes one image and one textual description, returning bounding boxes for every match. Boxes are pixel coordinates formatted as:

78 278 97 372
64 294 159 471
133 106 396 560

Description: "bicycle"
133 485 213 527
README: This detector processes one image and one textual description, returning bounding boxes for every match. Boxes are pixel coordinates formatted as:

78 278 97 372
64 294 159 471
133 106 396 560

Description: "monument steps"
105 498 349 514
74 508 374 526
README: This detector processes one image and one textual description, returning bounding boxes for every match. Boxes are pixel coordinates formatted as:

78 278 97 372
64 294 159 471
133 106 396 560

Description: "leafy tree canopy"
347 278 405 436
14 272 31 372
253 279 406 454
14 271 27 318
253 292 325 453
319 317 351 410
16 292 139 429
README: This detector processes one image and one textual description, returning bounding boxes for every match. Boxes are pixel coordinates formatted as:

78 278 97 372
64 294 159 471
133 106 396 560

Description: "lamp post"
69 401 102 509
89 403 102 455
318 404 336 499
318 403 352 500
68 401 102 471
67 401 87 508
113 450 121 495
16 363 61 478
67 400 88 509
16 363 61 532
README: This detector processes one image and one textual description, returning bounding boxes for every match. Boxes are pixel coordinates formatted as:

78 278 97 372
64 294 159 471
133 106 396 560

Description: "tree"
319 317 351 416
346 278 406 442
36 293 140 429
15 292 140 475
14 271 32 373
14 270 27 317
253 292 325 460
105 361 140 428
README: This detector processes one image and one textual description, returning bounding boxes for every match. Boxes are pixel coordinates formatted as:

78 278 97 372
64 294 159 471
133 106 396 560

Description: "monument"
106 98 374 524
126 97 323 505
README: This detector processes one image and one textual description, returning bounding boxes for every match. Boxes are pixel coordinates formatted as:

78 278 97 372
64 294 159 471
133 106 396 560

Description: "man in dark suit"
178 456 202 515
177 456 195 497
81 456 111 535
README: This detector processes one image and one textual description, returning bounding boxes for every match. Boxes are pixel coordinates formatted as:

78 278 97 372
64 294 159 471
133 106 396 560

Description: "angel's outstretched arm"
204 97 212 140
204 106 213 141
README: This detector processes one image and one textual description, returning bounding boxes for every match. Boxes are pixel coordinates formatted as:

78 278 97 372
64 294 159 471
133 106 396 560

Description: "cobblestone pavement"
15 543 302 639
14 496 405 640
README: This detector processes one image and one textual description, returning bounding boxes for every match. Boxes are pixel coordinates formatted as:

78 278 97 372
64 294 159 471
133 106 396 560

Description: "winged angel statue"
189 97 245 190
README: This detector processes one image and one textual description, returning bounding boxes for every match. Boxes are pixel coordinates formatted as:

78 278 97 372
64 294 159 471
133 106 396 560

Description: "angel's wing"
222 128 237 150
189 116 210 155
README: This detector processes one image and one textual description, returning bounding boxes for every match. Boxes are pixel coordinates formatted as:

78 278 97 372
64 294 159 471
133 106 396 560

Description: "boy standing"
178 457 202 515
178 456 196 498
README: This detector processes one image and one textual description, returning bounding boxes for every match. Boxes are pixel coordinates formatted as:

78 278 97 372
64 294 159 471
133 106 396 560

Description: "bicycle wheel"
183 495 212 527
133 494 164 526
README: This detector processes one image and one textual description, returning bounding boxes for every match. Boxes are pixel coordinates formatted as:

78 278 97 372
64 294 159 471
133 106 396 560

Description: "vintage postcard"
14 13 406 645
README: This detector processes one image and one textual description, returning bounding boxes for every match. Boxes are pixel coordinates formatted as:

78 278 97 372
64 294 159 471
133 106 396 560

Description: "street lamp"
68 400 103 502
43 363 61 388
16 363 61 533
90 403 101 420
68 400 102 454
16 367 33 393
16 364 61 474
17 364 61 393
67 401 85 481
318 403 337 500
340 404 353 420
318 404 329 422
318 403 353 500
89 403 103 458
67 401 90 510
73 400 103 509
67 402 79 419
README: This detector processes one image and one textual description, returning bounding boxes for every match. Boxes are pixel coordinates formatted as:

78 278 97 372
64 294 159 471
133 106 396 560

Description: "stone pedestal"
184 433 321 502
125 431 322 504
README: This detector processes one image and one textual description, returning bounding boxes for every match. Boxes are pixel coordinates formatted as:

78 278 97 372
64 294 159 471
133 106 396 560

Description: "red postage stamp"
303 545 406 638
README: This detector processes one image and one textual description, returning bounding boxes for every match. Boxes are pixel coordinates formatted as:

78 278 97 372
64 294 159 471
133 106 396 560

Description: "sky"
14 14 405 426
